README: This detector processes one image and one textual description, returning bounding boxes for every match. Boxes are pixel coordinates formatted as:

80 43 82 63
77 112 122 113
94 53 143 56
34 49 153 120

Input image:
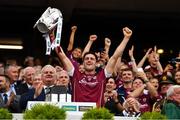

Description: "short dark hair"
82 51 98 61
121 67 133 73
0 74 10 82
133 77 144 83
73 47 83 52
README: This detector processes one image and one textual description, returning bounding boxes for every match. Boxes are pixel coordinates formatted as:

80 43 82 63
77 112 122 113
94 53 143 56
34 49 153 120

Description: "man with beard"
0 74 20 112
5 65 19 95
56 27 133 107
117 68 135 104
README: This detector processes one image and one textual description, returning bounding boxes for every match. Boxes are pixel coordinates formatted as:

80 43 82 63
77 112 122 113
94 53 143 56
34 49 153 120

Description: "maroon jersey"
70 67 107 107
137 90 151 112
144 65 162 77
66 50 80 67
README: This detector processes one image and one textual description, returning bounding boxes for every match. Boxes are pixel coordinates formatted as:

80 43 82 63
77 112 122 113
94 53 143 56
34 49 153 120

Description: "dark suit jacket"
20 86 71 111
0 95 5 108
20 88 45 111
15 81 29 95
0 93 21 113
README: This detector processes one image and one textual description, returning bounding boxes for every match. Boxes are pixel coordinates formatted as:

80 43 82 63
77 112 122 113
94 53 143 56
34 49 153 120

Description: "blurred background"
0 0 180 66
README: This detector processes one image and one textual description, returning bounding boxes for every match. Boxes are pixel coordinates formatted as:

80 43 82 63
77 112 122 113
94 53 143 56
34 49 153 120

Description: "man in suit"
56 70 72 94
0 74 21 113
20 65 57 110
5 65 19 95
16 67 36 95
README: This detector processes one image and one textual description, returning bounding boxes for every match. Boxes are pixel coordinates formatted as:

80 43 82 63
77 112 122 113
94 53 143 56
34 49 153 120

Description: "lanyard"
44 17 63 55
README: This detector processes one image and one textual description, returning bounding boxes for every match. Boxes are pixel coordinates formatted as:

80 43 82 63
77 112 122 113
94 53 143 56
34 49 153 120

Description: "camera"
168 58 180 65
176 58 180 63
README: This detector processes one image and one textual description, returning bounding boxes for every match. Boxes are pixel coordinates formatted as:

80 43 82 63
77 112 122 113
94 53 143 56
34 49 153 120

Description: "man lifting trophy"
34 7 63 55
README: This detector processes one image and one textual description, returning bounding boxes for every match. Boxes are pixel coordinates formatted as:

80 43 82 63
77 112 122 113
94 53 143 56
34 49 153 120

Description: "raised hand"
123 27 133 38
49 29 56 41
89 35 97 41
152 46 159 62
112 90 118 101
55 46 66 59
129 45 134 58
71 26 77 32
136 68 147 79
145 48 152 57
105 38 111 47
34 82 44 99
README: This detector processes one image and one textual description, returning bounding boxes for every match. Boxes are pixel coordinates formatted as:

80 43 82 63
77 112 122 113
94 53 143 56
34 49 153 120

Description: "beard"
124 79 133 83
0 87 6 93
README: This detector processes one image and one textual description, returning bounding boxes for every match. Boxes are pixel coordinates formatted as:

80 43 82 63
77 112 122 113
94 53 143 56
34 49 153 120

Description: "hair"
4 64 17 75
133 77 144 83
48 57 63 67
24 56 34 65
24 66 35 75
41 64 56 74
106 77 116 83
56 70 70 80
82 51 98 61
149 76 159 81
74 47 83 52
166 85 180 99
0 74 11 83
121 67 134 76
94 48 105 53
32 72 42 80
175 69 180 75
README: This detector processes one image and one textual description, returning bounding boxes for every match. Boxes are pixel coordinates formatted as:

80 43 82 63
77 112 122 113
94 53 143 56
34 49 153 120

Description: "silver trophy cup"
33 7 62 33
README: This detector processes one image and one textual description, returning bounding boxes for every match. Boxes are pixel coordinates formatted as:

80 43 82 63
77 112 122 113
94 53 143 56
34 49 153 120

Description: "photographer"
164 57 180 78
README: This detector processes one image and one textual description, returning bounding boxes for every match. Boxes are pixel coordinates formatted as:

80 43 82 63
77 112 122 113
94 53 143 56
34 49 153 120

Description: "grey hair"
166 85 180 99
56 70 70 80
41 65 56 74
24 66 35 74
4 65 17 75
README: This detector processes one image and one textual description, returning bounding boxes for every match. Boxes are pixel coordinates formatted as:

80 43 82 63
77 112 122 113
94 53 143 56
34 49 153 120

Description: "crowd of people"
0 25 180 119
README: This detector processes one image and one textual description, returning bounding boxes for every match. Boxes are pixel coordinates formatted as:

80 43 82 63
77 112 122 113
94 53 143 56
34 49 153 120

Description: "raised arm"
129 85 145 98
137 48 152 68
104 38 111 55
153 46 163 73
129 71 158 98
81 35 97 58
67 26 77 51
55 47 74 73
105 27 132 74
137 71 158 97
129 45 138 72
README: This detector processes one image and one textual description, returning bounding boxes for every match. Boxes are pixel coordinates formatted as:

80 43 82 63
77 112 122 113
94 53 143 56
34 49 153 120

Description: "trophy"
34 7 63 55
